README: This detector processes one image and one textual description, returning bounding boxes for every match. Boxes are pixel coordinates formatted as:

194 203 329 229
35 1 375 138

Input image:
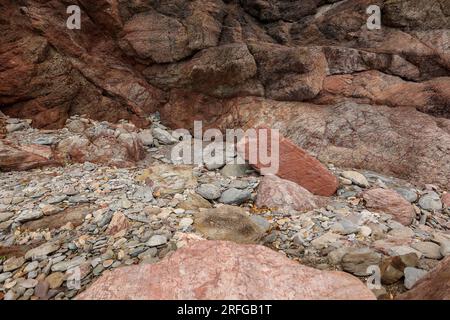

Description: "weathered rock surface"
397 257 450 300
363 188 416 226
76 240 375 300
237 127 339 196
256 175 328 212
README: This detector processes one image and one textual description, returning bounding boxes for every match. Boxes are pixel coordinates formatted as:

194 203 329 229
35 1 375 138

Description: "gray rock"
147 235 167 247
220 164 250 178
152 127 177 145
229 180 249 189
15 210 43 223
250 215 271 233
33 136 57 145
47 195 67 204
83 162 96 171
330 219 359 235
404 267 428 290
138 130 154 146
179 217 194 228
51 257 86 272
418 192 442 211
23 261 39 273
196 184 222 200
0 272 12 283
394 188 418 203
219 188 251 205
68 195 89 204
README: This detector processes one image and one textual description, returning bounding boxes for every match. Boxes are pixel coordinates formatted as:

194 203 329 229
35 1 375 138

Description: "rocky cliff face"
0 0 449 187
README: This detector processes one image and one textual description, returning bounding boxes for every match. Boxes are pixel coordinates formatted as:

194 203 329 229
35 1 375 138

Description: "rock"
22 205 92 231
341 248 382 276
3 256 25 272
220 164 250 178
178 192 213 210
40 204 61 216
237 127 338 196
46 272 65 289
341 171 369 188
147 235 167 247
394 188 418 203
0 272 12 283
418 192 443 211
255 175 327 212
440 240 450 257
194 206 265 244
411 241 442 259
152 127 177 145
33 136 57 146
442 193 450 208
404 267 428 290
25 242 60 261
363 188 415 226
0 141 59 172
138 130 154 146
196 184 222 200
310 232 341 250
137 164 197 195
397 257 450 300
19 278 38 289
6 122 27 133
51 257 86 273
249 216 271 233
0 211 14 223
106 212 130 236
76 240 375 300
179 218 194 229
379 253 418 285
218 188 251 205
388 246 423 259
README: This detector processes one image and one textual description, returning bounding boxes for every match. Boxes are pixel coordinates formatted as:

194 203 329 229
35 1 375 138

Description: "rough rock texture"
362 188 416 226
397 257 450 300
0 140 60 171
256 175 328 212
76 240 375 300
194 206 265 244
238 127 339 196
0 0 449 189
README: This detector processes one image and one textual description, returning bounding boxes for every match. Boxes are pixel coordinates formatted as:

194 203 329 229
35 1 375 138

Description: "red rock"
0 140 60 171
237 126 338 196
442 193 450 208
106 212 130 236
256 175 329 212
77 240 375 300
396 256 450 300
363 188 415 226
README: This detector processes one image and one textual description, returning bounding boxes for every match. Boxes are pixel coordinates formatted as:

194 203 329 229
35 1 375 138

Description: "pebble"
341 171 370 188
147 235 167 247
0 272 12 283
196 184 222 200
152 127 177 145
219 188 251 205
3 256 25 272
179 217 194 228
19 278 38 289
394 188 418 203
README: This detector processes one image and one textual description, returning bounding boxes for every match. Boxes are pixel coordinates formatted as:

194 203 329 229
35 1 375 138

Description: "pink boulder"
237 127 339 196
256 175 329 212
77 240 375 300
363 188 415 226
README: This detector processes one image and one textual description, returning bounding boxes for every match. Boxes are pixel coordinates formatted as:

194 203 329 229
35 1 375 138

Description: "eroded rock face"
76 240 376 300
0 0 449 190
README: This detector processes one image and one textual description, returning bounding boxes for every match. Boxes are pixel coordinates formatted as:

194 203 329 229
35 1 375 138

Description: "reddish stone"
442 193 450 208
76 240 375 300
256 175 329 212
0 140 60 171
106 212 130 236
363 188 415 226
237 127 339 196
396 257 450 300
